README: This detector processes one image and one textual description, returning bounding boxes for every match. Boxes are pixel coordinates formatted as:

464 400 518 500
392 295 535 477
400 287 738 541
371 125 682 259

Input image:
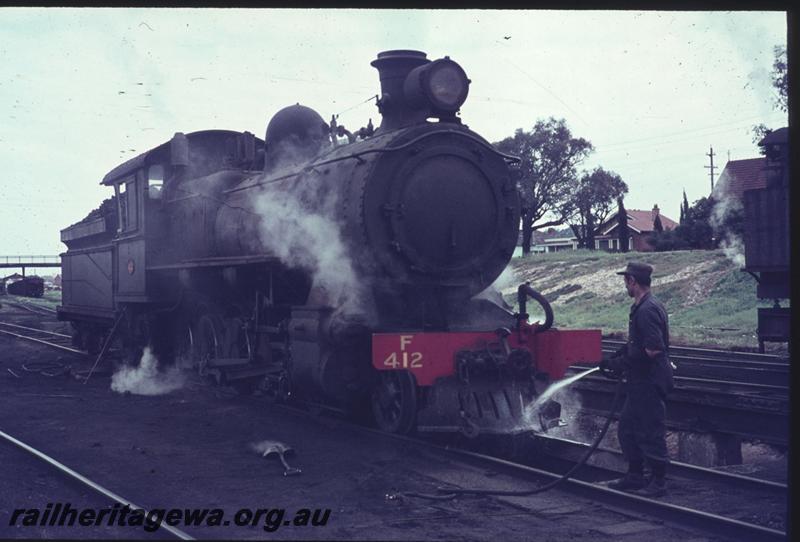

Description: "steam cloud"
711 172 746 267
111 346 185 396
473 264 518 308
251 155 372 318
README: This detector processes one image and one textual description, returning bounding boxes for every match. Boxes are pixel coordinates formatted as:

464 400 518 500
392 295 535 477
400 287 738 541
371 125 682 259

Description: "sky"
0 8 788 273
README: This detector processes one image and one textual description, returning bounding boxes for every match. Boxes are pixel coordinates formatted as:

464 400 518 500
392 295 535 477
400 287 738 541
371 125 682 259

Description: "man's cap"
616 261 653 282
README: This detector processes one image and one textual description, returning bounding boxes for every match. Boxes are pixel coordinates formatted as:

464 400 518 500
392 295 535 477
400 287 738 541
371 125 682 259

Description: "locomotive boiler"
58 50 601 435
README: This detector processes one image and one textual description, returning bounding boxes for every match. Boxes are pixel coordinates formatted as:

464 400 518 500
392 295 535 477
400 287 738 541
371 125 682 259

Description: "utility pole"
705 145 716 192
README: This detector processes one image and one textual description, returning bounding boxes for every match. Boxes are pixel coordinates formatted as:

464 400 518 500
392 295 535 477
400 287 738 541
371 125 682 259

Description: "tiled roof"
627 209 678 232
715 158 767 200
598 209 677 235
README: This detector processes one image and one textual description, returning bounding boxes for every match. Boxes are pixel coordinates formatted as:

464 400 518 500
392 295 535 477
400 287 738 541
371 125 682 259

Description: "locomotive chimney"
371 50 430 131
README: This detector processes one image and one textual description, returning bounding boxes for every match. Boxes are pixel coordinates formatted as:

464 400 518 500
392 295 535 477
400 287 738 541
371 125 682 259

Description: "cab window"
116 177 138 232
147 164 164 200
117 182 127 232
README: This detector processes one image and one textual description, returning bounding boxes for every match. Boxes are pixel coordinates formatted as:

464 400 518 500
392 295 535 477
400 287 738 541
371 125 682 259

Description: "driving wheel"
371 370 417 434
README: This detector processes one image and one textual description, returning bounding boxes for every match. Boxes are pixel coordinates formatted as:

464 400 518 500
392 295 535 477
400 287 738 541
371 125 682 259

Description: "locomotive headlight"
404 57 470 113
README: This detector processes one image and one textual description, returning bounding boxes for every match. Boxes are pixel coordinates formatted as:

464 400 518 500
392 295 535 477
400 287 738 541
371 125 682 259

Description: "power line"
494 41 591 128
597 113 786 149
595 122 777 158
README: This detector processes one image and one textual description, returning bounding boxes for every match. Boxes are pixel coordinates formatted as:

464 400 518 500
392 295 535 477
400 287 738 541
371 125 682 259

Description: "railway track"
603 339 788 364
6 393 783 542
572 376 788 446
570 364 788 395
522 433 786 529
0 321 85 356
441 441 786 541
0 316 786 540
3 296 59 317
296 405 788 542
0 428 193 540
599 339 789 388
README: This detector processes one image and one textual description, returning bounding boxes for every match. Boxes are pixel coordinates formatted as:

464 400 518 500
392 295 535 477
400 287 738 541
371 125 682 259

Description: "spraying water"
529 367 599 411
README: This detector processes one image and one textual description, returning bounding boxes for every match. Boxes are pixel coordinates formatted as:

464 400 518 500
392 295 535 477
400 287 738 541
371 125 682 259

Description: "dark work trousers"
618 382 669 464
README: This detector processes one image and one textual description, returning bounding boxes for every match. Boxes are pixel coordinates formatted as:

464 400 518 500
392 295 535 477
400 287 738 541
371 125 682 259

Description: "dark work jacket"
625 291 674 397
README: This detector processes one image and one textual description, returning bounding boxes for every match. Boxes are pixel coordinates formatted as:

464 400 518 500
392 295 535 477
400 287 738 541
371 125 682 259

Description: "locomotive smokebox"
371 50 431 130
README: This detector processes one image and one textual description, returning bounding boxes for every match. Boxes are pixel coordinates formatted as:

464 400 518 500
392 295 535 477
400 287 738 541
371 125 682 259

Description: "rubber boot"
637 460 667 497
608 460 646 491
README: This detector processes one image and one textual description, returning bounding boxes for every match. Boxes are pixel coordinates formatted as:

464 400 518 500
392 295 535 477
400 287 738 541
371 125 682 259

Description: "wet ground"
0 303 786 540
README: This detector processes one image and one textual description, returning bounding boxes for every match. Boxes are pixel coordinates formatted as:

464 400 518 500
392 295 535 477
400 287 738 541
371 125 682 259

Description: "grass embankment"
500 249 786 352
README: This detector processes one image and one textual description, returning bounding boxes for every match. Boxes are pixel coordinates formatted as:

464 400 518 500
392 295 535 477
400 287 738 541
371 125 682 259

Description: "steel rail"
0 321 72 338
529 433 787 493
0 428 194 540
567 366 789 394
6 300 58 317
602 339 787 363
592 354 789 387
441 446 786 542
599 347 788 370
0 322 85 355
597 342 789 388
268 403 785 541
672 375 788 393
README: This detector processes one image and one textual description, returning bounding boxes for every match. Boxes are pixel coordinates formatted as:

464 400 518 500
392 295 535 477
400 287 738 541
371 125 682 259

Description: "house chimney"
652 204 660 221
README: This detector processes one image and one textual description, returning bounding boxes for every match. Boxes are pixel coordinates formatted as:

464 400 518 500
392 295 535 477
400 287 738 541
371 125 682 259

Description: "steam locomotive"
58 50 601 435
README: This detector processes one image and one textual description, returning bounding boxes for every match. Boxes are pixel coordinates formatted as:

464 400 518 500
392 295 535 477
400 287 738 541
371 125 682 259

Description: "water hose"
401 283 621 500
402 377 625 501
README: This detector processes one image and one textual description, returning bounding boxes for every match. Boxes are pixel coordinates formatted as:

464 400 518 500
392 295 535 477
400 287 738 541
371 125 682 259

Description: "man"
600 261 674 497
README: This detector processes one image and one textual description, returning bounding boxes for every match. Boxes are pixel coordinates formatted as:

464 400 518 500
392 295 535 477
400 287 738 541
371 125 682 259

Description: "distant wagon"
6 276 45 298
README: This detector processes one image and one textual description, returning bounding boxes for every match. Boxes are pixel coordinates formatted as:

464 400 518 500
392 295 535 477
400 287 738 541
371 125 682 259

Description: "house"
531 227 578 253
2 272 25 284
595 205 678 252
714 157 767 203
0 272 25 295
520 204 678 254
525 206 678 253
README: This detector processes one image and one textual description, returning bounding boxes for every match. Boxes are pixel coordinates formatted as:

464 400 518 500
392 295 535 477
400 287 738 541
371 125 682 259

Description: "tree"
751 44 787 150
650 228 691 252
617 197 629 252
494 118 594 254
652 196 714 251
681 196 714 249
566 167 628 249
680 190 689 225
772 45 788 113
653 214 664 233
751 124 772 150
